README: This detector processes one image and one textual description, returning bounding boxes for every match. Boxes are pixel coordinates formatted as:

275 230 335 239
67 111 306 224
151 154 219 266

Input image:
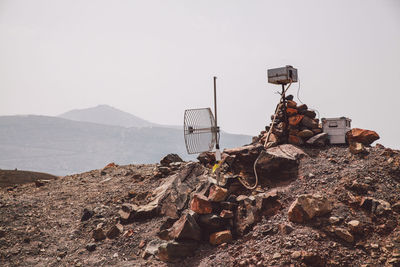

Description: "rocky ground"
1 143 400 266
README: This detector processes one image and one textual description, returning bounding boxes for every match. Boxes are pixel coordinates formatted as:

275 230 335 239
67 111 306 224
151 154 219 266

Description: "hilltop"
1 143 400 266
59 105 157 128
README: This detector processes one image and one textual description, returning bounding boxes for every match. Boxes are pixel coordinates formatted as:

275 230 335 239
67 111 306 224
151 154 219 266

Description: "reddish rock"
288 194 332 223
190 194 212 214
220 210 234 219
103 162 117 169
286 108 298 116
289 115 304 126
169 213 202 241
286 100 297 108
346 128 380 145
208 185 228 202
289 135 304 146
209 230 232 245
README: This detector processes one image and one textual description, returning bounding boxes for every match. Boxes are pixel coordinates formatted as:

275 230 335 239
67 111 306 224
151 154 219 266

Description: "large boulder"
288 194 332 223
119 163 209 223
255 144 307 181
346 128 380 145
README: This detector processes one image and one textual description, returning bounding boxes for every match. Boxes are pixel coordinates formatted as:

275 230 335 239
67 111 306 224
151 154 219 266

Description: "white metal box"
267 65 298 85
322 117 352 144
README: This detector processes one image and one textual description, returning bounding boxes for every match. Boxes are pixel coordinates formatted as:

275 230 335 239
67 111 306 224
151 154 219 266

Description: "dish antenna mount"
184 77 221 179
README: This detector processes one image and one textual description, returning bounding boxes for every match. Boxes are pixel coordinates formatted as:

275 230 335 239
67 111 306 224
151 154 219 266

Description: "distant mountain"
0 115 251 176
59 104 157 128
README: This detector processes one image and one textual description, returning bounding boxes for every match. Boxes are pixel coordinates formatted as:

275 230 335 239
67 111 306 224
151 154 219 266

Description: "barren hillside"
1 143 400 266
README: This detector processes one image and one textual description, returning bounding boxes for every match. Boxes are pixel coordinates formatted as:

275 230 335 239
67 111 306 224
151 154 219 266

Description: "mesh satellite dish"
184 108 219 154
183 77 221 160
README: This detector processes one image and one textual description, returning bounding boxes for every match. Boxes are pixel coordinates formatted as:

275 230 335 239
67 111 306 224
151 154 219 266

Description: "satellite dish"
184 108 219 154
183 76 221 160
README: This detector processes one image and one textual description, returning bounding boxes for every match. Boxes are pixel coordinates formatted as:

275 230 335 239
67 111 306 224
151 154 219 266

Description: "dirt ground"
1 144 400 266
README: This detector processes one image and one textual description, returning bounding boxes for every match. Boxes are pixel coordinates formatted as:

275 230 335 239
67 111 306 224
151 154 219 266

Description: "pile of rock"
253 96 327 147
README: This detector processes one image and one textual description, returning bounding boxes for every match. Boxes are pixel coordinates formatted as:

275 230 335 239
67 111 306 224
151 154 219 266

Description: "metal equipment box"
268 65 298 85
322 117 352 144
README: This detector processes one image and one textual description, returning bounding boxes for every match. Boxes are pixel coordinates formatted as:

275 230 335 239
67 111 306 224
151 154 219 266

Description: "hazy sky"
1 0 399 148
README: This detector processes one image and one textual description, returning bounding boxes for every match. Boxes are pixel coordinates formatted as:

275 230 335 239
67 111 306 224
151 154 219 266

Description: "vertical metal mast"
213 76 219 150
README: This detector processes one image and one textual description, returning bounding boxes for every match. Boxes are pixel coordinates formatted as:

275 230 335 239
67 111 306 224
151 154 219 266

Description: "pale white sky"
1 0 399 148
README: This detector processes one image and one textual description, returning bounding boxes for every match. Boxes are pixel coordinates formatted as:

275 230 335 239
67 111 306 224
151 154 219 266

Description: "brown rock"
0 227 5 238
160 154 183 166
92 225 106 241
286 108 298 116
190 194 212 214
260 132 278 145
138 240 146 249
208 185 228 202
169 213 202 241
346 128 380 145
289 115 304 126
297 129 314 138
287 100 297 108
360 197 391 215
301 116 319 129
297 104 308 112
349 142 367 155
220 210 234 219
157 241 198 262
312 128 322 134
288 194 332 223
279 223 294 234
334 227 354 243
306 133 328 146
303 110 316 119
347 220 362 233
301 252 326 267
256 190 282 217
106 223 123 239
209 230 232 245
289 128 300 136
289 135 304 146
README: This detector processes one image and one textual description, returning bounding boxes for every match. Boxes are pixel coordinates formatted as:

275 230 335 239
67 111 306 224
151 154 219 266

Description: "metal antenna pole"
213 76 221 185
213 77 218 133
